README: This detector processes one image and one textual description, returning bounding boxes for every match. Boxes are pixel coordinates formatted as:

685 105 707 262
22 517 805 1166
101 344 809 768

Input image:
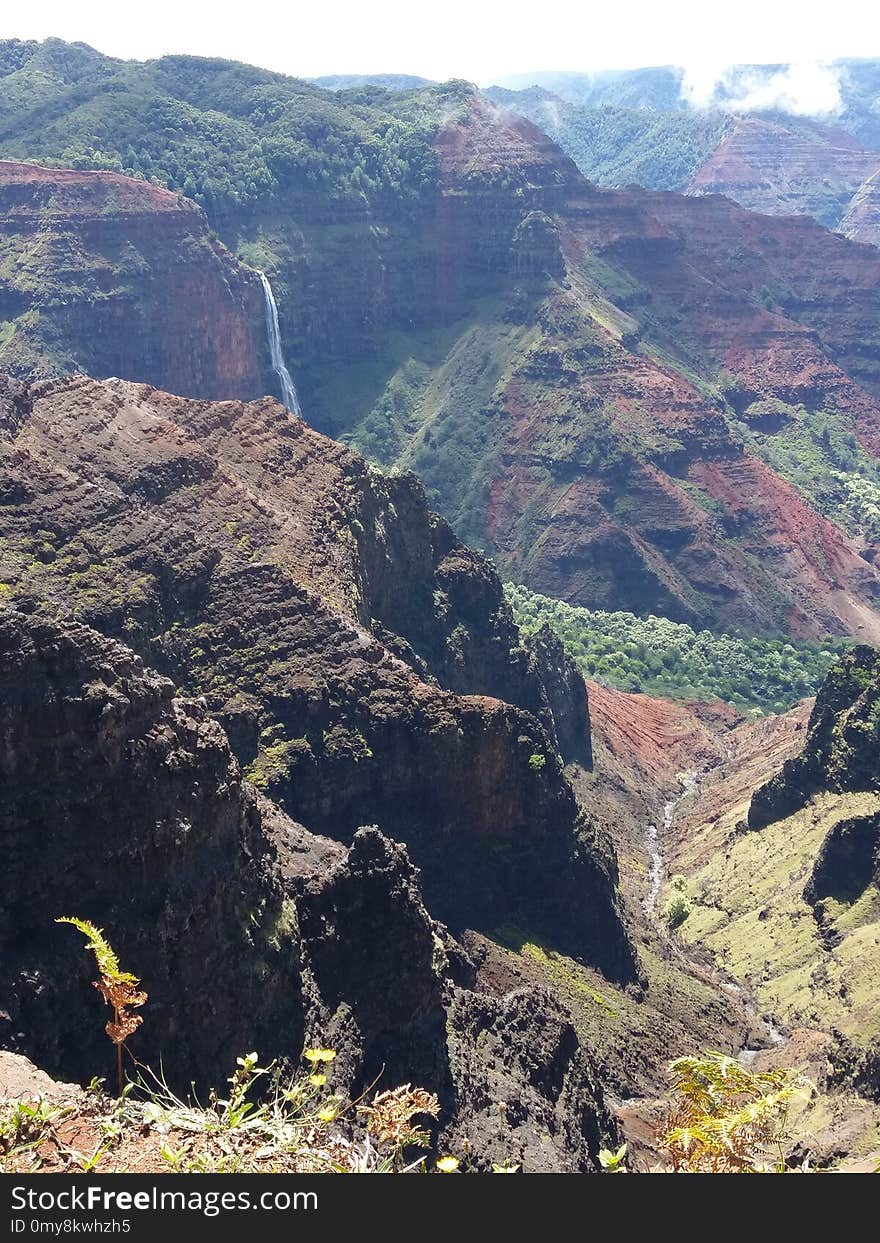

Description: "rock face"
749 646 880 829
0 161 264 399
441 985 613 1172
0 608 621 1170
0 611 301 1085
4 82 880 636
841 170 880 247
0 372 632 980
267 97 880 641
686 117 880 229
804 813 880 909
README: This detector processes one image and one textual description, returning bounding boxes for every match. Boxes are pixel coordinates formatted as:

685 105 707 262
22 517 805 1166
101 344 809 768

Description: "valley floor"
474 685 880 1169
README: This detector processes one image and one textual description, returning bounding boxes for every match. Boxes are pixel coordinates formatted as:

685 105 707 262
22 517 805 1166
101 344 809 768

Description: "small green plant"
0 1099 65 1161
210 1052 268 1130
56 917 147 1097
664 876 691 928
528 752 546 772
598 1142 628 1173
66 1141 110 1173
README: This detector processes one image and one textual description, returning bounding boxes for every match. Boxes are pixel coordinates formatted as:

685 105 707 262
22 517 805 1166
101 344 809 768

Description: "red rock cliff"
0 161 264 400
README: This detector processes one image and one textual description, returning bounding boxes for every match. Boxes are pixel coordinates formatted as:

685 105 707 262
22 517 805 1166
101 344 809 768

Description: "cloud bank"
681 61 844 116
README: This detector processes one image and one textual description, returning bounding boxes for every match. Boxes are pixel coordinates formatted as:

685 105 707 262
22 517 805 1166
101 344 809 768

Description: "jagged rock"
441 985 618 1172
0 375 632 977
0 610 621 1168
523 623 592 768
277 826 450 1095
0 611 302 1085
829 1031 880 1101
749 646 880 829
804 814 880 909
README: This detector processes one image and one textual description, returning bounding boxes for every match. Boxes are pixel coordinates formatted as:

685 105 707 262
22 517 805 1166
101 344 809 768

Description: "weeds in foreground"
0 1047 467 1175
656 1052 813 1173
357 1084 440 1170
598 1142 627 1173
0 1100 68 1161
56 917 147 1097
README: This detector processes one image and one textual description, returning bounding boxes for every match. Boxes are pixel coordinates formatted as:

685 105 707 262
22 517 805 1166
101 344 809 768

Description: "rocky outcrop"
523 624 592 768
830 1033 880 1101
441 985 618 1172
0 611 301 1086
278 826 449 1096
0 161 264 399
0 609 620 1169
0 374 632 979
841 170 880 248
749 646 880 829
804 813 880 908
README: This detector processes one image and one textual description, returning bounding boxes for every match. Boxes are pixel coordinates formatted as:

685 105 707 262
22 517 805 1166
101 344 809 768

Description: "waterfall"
256 270 302 416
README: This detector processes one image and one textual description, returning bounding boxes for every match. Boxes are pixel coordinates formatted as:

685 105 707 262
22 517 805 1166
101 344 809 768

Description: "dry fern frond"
657 1051 813 1173
358 1084 440 1154
56 917 147 1096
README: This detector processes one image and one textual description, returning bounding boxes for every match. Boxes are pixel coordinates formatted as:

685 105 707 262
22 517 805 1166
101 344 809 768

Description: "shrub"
656 1053 812 1173
506 583 847 712
664 890 691 929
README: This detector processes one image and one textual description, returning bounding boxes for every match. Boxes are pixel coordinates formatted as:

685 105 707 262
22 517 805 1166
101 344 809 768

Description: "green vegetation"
677 790 880 1041
0 1043 458 1174
658 1053 812 1173
486 89 731 190
735 402 880 541
663 876 691 929
0 40 469 214
598 1142 628 1172
507 582 848 712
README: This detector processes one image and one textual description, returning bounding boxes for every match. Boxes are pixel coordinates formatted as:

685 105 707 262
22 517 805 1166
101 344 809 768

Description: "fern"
657 1052 812 1173
56 917 146 1096
55 917 135 983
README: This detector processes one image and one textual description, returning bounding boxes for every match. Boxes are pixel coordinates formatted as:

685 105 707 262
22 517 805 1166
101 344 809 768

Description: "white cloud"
681 61 845 117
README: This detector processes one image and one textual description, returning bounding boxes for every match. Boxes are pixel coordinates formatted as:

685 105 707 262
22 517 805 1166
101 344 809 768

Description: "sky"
3 0 880 86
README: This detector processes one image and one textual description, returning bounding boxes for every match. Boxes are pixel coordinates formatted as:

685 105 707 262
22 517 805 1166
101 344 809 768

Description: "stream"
642 766 786 1063
643 769 699 916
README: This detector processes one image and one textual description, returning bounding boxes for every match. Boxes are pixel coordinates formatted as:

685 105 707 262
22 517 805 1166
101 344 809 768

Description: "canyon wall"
0 373 632 979
0 609 620 1170
0 161 264 399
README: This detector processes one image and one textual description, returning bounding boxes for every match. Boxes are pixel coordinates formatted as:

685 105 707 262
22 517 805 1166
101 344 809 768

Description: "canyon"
4 53 880 639
2 40 880 1173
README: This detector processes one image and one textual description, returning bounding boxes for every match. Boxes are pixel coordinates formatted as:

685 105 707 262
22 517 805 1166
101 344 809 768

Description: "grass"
0 1051 455 1175
678 791 880 1041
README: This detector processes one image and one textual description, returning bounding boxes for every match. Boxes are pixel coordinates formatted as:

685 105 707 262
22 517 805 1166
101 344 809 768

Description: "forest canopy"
507 583 847 713
0 39 469 213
